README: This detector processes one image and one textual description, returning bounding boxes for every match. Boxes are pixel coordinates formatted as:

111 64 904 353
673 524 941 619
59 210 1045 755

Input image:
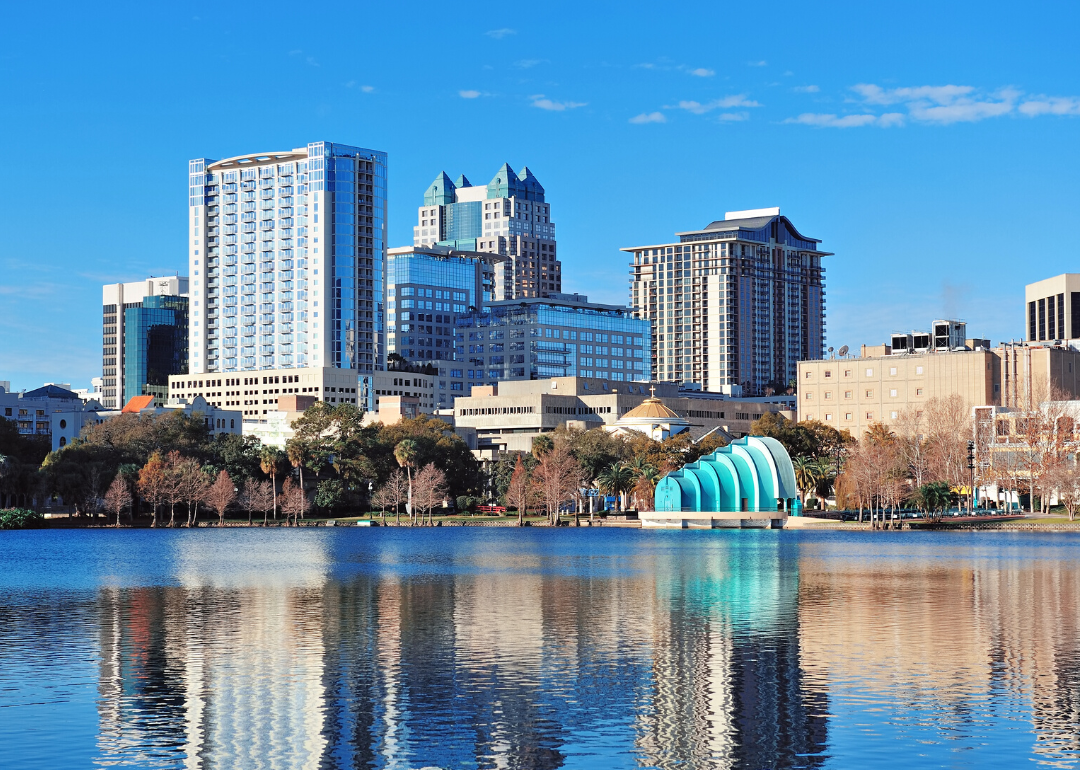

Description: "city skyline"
2 2 1079 389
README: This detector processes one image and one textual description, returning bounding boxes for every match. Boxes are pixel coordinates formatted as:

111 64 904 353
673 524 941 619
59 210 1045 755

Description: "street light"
967 440 976 513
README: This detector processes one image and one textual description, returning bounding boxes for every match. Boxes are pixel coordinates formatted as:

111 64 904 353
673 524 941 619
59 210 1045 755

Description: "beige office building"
798 344 1080 437
1026 273 1080 343
452 376 793 454
168 366 360 416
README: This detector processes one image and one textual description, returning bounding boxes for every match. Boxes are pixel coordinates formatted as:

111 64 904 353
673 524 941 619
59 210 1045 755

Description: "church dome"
620 395 684 422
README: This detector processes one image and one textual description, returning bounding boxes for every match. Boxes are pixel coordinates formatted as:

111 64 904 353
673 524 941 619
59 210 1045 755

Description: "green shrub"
0 508 45 530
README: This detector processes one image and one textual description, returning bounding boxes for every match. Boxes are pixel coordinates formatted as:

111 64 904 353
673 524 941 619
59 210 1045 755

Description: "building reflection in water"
83 531 1080 769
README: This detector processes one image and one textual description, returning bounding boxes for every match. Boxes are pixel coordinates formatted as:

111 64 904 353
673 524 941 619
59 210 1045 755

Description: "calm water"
1 528 1078 769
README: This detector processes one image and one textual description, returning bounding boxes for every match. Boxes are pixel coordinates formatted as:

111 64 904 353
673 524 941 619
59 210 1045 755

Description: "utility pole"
967 440 976 514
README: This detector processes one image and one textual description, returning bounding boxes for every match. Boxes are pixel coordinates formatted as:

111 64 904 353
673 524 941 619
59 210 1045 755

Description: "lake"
1 528 1077 769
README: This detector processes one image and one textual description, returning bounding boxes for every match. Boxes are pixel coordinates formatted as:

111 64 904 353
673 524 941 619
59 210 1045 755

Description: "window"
865 368 873 377
824 370 832 378
825 413 832 421
844 390 852 399
805 371 812 379
844 369 852 378
916 388 923 395
805 392 813 400
866 412 873 420
890 389 897 397
824 391 832 400
889 367 897 376
891 411 898 419
845 413 852 420
865 389 873 397
916 366 924 375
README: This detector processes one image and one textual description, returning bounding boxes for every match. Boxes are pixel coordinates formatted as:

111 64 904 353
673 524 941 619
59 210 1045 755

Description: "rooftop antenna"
828 346 835 359
838 345 849 358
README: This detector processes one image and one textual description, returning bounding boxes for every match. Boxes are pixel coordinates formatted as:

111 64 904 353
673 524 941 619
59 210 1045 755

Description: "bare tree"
103 475 131 528
239 477 274 526
894 407 929 489
372 469 409 525
412 462 447 526
1012 383 1071 512
531 442 583 525
506 455 535 526
138 452 169 527
206 470 236 526
174 456 210 527
280 478 309 525
924 395 972 500
1046 461 1080 521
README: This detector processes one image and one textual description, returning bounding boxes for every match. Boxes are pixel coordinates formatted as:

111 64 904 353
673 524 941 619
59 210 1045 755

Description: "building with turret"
413 164 560 298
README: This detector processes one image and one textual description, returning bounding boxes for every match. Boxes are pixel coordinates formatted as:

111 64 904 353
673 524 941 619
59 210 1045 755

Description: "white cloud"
671 95 760 114
786 112 889 128
688 67 715 77
306 56 319 67
629 111 666 124
486 28 516 39
852 83 974 105
515 58 543 68
1018 95 1080 116
748 60 767 67
360 85 374 93
531 95 587 111
718 112 749 122
794 85 820 93
459 90 482 99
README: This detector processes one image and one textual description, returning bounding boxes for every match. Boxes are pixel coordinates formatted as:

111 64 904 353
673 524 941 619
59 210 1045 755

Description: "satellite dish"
838 345 849 357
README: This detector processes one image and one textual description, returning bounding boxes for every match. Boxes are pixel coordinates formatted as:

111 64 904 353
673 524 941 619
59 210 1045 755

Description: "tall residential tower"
187 142 387 407
624 208 828 395
413 164 560 298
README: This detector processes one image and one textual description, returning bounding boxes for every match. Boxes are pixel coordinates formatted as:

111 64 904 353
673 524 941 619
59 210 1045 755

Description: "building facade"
413 165 560 298
452 294 652 389
0 385 85 441
1026 274 1080 343
452 377 793 455
386 246 507 364
168 366 361 417
798 343 1080 437
624 207 828 395
102 276 189 410
187 142 387 407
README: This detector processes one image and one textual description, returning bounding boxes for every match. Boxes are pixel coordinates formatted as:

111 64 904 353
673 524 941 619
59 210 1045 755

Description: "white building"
624 208 828 396
187 142 387 409
413 165 559 299
102 276 189 409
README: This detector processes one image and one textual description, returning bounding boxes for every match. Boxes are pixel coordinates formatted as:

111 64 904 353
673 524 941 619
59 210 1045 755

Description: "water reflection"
1 530 1079 769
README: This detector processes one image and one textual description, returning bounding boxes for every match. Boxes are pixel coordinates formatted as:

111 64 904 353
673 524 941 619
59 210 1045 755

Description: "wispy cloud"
670 95 760 114
748 60 767 67
531 95 587 111
344 81 375 93
459 90 482 99
360 85 374 93
515 58 544 69
786 83 1080 127
486 28 516 39
306 56 319 67
718 112 750 122
688 67 715 77
629 111 666 124
786 112 904 128
794 84 820 93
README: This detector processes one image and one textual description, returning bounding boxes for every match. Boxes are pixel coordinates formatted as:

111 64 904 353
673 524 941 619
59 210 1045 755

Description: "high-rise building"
102 276 189 410
187 141 387 408
386 245 508 364
1025 274 1080 343
624 208 828 395
413 164 560 298
452 294 652 386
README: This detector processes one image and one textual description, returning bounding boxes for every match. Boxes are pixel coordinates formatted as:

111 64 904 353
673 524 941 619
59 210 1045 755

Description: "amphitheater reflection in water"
1 529 1078 769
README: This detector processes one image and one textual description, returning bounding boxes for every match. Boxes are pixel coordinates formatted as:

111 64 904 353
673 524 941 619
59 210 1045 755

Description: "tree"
596 463 635 511
239 477 274 526
205 470 235 526
1046 461 1080 521
138 452 169 527
506 455 535 526
259 446 286 520
915 481 952 522
412 462 447 526
792 456 820 507
285 437 311 514
174 455 209 527
372 469 409 526
531 442 583 525
394 439 419 521
103 475 130 527
531 434 554 458
314 479 345 516
280 478 309 525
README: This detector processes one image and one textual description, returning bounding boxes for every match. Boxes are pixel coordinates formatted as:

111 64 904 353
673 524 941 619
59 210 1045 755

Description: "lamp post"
967 440 976 514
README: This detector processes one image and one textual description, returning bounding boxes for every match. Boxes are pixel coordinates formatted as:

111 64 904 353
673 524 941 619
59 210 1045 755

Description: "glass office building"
187 142 388 406
386 246 506 364
412 165 560 299
453 295 651 386
123 295 189 405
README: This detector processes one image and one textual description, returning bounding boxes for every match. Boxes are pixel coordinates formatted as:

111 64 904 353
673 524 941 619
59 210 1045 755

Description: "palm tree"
285 439 309 519
259 446 285 522
597 462 635 511
394 439 418 522
792 456 820 507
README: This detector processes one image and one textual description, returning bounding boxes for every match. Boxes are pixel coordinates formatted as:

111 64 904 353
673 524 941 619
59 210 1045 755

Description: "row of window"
805 365 925 379
805 387 924 400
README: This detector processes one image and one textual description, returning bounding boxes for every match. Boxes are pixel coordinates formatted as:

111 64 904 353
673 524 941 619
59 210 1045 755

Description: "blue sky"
2 1 1078 390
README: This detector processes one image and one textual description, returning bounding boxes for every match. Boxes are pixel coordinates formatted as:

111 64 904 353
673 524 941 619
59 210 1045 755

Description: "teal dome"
654 436 798 513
